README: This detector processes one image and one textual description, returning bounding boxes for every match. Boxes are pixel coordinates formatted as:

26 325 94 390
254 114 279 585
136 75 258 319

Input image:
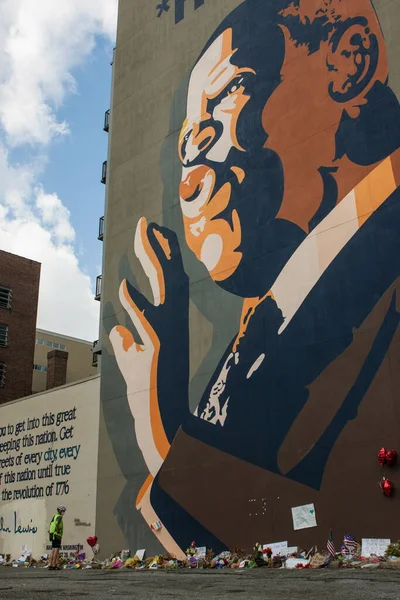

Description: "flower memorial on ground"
2 536 400 571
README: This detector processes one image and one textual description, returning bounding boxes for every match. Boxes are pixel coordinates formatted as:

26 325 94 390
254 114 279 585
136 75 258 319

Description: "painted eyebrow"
208 47 238 77
211 66 230 86
208 68 255 100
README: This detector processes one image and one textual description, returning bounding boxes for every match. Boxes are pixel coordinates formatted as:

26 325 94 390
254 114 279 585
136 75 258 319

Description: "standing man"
48 505 66 570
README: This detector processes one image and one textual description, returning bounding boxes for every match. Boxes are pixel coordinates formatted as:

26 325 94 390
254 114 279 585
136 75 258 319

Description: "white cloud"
0 0 118 146
35 188 76 244
0 0 118 340
0 143 100 340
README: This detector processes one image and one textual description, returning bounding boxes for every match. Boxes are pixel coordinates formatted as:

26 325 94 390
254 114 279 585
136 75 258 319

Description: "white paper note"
361 539 390 557
291 503 317 530
196 546 206 559
263 541 288 557
286 557 310 569
135 549 146 561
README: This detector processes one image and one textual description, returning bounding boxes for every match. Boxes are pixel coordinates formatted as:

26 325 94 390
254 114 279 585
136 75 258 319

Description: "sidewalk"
1 568 400 600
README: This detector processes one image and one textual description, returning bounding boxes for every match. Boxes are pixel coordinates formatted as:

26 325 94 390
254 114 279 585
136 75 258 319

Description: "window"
0 286 12 309
92 340 101 367
0 325 8 348
0 363 5 387
104 109 110 132
33 364 47 372
95 275 102 301
98 216 104 241
101 161 107 184
36 338 66 350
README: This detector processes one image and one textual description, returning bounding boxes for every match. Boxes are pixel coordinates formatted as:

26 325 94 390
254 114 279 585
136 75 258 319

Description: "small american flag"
327 529 336 557
343 534 357 554
341 544 350 557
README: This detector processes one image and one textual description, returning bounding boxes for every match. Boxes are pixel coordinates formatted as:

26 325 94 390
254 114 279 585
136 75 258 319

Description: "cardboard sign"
361 539 390 557
263 541 288 557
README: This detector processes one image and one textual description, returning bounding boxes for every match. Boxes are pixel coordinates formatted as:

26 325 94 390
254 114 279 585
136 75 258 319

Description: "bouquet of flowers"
186 541 197 557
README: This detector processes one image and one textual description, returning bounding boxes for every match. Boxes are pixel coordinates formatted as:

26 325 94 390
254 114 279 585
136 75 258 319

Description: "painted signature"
0 512 38 534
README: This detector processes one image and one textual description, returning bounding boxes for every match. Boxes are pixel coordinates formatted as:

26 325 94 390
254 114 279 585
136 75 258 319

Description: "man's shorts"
51 536 62 549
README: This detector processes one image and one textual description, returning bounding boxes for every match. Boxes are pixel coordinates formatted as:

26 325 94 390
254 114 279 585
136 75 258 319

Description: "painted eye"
226 77 244 96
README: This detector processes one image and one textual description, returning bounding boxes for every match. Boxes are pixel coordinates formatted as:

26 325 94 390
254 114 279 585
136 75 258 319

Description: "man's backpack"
48 516 55 542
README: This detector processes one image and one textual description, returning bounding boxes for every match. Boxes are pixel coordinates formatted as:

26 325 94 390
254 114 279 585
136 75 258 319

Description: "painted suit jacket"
149 169 400 554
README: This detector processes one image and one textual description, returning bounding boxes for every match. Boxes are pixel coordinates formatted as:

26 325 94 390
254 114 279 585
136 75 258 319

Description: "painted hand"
110 218 189 476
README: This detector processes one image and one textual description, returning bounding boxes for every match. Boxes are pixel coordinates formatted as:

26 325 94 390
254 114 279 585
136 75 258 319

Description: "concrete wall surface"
99 0 400 558
0 376 100 559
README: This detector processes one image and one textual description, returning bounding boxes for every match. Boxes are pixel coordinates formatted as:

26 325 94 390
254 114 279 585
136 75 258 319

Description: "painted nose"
181 122 216 164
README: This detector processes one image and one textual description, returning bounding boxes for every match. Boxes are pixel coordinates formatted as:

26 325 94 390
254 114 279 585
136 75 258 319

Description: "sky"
0 0 118 341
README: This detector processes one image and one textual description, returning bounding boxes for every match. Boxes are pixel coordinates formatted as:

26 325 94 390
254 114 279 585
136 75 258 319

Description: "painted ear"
327 17 379 105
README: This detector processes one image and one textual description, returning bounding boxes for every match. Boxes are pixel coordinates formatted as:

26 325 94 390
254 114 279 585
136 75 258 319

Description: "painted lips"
179 166 216 219
180 165 212 202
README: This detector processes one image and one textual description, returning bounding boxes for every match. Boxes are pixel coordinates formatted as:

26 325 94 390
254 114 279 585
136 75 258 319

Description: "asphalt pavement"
1 567 400 599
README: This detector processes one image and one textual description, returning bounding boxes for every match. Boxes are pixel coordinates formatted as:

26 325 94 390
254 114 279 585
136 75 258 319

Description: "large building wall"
0 250 41 405
98 0 400 557
0 376 100 558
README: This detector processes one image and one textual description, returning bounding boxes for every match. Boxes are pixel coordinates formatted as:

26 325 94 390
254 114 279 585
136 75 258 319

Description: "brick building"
0 249 41 404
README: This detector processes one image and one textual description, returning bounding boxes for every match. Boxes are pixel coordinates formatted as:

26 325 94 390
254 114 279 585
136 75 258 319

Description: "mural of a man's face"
178 15 291 297
179 29 256 281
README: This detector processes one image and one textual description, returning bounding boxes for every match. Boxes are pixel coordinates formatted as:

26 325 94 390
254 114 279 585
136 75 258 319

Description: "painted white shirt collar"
272 158 396 334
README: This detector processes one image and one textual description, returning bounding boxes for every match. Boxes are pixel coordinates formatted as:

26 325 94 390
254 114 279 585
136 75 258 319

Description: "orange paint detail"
231 166 245 184
136 473 154 508
180 166 213 202
391 147 400 187
153 229 171 260
211 65 229 87
210 208 242 281
355 157 396 227
116 325 135 352
233 291 272 353
207 182 231 220
190 122 216 158
226 91 250 153
139 218 166 305
148 326 170 461
183 184 243 281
